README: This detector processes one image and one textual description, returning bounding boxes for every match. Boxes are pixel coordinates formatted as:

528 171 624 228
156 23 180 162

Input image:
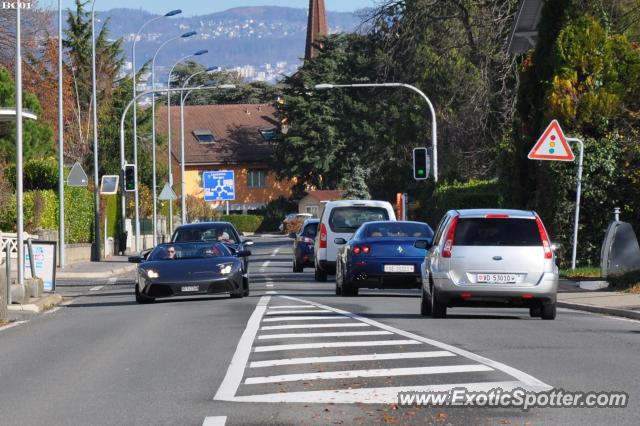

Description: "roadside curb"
56 264 136 280
557 300 640 321
7 294 63 313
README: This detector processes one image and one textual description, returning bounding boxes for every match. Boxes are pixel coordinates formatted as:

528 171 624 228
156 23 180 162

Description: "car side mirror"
414 240 432 250
243 240 254 246
236 250 252 257
288 233 297 239
128 255 144 264
334 237 347 245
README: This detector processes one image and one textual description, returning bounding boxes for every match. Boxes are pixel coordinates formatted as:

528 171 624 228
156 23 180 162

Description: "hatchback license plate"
384 265 414 273
477 274 517 284
181 285 199 292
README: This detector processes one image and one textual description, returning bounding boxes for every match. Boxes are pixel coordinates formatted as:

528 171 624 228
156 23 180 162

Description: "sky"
43 0 378 14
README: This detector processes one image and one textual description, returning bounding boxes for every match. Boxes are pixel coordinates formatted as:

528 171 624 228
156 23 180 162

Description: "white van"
314 200 396 281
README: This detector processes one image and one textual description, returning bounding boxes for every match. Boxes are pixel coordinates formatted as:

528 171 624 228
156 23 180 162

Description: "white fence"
0 232 39 261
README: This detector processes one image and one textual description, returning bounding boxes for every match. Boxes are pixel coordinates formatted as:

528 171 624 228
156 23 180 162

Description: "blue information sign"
203 170 235 201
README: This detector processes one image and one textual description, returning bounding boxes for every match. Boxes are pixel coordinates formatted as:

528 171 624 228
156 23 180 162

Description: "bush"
221 214 263 233
4 157 58 191
428 179 502 224
257 196 298 232
608 270 640 292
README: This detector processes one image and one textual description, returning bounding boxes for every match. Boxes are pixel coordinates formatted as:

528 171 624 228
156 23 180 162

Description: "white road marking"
202 416 227 426
265 291 278 295
262 315 347 322
231 381 537 403
249 351 455 368
89 286 103 291
270 248 280 257
254 339 421 353
265 309 331 315
107 277 117 284
282 295 552 391
245 364 493 385
265 284 274 288
260 323 370 331
257 330 392 340
258 261 270 272
268 305 318 309
213 296 271 401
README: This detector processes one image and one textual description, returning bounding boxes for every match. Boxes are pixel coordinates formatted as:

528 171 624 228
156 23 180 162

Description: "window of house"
247 170 267 188
193 129 215 144
305 205 319 217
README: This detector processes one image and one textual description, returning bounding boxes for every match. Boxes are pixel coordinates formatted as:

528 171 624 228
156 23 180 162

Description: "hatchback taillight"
442 216 459 258
534 214 553 259
319 223 327 249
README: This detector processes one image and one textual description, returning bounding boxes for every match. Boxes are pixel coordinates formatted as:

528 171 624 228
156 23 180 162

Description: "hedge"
5 157 59 191
220 214 263 233
0 188 94 243
429 179 503 224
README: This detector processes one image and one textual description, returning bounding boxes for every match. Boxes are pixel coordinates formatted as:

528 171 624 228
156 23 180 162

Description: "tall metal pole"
16 4 24 286
314 82 438 182
57 0 65 268
128 11 182 252
568 138 584 270
90 0 100 261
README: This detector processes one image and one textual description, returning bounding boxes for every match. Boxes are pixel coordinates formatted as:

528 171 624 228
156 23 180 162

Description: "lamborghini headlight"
219 263 233 275
146 269 160 279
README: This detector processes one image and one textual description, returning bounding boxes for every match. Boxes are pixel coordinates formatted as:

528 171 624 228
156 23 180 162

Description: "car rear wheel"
314 265 327 282
293 257 303 273
529 306 542 318
335 261 343 295
135 284 154 304
341 266 358 297
420 287 432 316
541 302 556 320
431 286 446 318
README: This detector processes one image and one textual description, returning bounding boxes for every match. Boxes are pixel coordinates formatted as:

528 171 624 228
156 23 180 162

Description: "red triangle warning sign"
528 120 575 161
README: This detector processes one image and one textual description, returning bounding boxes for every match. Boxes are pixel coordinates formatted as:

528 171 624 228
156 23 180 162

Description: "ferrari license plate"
476 274 517 284
181 285 200 292
384 264 414 273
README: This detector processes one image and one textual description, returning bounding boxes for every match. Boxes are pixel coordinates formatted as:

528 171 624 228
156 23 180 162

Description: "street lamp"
314 83 439 182
90 0 102 260
129 9 182 253
57 0 65 268
15 4 24 285
150 30 197 246
165 49 208 235
177 66 217 224
119 85 237 244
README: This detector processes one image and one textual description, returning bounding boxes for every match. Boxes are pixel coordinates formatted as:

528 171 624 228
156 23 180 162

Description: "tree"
0 66 55 164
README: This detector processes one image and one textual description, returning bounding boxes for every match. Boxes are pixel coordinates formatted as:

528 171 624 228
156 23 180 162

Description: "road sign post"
528 120 583 269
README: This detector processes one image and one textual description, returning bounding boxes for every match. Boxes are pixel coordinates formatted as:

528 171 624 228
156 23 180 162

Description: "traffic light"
124 164 136 192
413 147 429 180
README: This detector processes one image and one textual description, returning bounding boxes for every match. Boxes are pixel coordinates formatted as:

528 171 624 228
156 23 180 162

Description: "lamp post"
90 0 101 261
129 9 181 253
150 30 197 246
16 3 24 285
120 85 237 243
57 0 65 268
314 83 438 182
165 49 208 235
178 66 217 224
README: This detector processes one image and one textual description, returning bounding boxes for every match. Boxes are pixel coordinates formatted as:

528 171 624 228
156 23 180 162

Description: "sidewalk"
56 256 137 280
558 280 640 320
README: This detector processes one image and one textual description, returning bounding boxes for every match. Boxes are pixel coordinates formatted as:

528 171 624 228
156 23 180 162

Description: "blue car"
291 219 319 272
334 221 434 296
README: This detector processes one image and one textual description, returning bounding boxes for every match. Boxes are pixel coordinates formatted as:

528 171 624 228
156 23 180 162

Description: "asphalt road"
1 236 639 425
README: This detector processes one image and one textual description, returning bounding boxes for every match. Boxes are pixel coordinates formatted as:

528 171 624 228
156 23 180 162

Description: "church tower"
305 0 328 60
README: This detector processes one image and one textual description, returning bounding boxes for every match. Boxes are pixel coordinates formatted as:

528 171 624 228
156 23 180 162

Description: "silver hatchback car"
420 209 559 319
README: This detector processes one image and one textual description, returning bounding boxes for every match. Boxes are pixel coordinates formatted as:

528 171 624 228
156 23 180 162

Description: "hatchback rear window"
454 218 541 246
302 223 318 238
329 207 389 233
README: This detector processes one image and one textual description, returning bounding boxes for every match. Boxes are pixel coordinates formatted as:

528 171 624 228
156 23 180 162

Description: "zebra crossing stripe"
253 339 421 352
260 323 370 331
249 350 455 368
257 330 392 340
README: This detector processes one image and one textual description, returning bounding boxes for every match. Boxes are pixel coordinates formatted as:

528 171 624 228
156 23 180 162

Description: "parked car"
290 218 320 272
279 213 313 233
420 209 559 319
314 200 397 282
335 221 434 296
128 242 251 303
171 222 254 287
